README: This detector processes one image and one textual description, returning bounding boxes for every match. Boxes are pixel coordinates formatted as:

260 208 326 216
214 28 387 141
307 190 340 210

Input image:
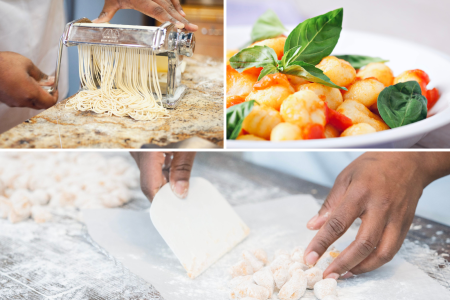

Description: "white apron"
0 0 68 134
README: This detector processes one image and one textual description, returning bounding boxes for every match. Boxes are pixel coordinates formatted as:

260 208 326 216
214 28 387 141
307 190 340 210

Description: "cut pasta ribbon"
66 45 169 121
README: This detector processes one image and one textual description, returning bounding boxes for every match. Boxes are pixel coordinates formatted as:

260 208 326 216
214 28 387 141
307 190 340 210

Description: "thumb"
93 1 120 23
27 61 48 82
169 152 196 199
307 173 350 230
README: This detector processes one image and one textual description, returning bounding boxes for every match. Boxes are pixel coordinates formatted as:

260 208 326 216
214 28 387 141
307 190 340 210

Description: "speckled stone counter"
0 55 223 149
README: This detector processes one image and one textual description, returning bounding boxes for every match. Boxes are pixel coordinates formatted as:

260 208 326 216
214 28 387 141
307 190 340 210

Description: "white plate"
226 26 450 149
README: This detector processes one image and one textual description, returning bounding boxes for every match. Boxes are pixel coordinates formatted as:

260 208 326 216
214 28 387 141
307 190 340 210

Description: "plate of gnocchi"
226 8 449 148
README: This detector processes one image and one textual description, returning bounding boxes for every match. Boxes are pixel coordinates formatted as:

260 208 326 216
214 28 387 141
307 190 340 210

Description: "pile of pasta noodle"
66 45 169 121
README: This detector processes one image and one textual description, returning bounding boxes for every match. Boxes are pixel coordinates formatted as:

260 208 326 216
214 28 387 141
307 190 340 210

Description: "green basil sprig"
378 81 427 128
251 10 287 43
227 100 257 140
335 55 389 69
229 8 347 90
284 8 343 65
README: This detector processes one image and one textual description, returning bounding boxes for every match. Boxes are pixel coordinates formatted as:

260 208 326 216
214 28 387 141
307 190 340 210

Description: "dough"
278 269 307 300
314 278 338 299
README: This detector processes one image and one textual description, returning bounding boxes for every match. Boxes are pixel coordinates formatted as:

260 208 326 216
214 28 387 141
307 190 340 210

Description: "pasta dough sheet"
83 195 450 300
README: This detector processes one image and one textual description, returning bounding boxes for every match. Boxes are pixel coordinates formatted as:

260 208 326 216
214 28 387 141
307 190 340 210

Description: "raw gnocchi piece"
341 123 376 137
252 249 269 265
337 100 389 132
243 250 265 272
0 179 5 196
299 83 343 110
315 249 341 271
290 247 305 263
278 270 307 300
237 135 267 141
246 85 294 111
273 267 289 290
230 283 270 300
31 205 52 223
314 279 338 299
316 56 357 88
0 196 12 219
8 190 32 223
275 249 290 258
270 123 302 142
304 267 323 289
280 90 326 128
270 254 293 273
250 36 287 60
324 124 340 138
343 78 385 108
357 63 394 87
243 106 283 140
30 189 51 206
288 262 309 277
253 267 275 297
230 260 255 278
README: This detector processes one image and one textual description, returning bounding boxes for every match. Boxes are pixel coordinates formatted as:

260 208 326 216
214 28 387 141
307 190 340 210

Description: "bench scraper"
150 177 250 279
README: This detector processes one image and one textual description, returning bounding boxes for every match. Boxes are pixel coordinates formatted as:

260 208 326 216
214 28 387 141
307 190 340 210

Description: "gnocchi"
250 36 287 60
341 123 376 137
243 106 284 140
357 63 394 87
299 83 343 110
280 90 326 129
343 78 385 108
316 56 357 88
337 100 389 132
246 80 294 111
227 65 259 99
270 123 302 142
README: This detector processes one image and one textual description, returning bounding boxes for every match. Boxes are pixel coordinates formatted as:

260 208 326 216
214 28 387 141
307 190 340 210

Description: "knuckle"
377 250 394 264
327 217 347 237
356 238 376 257
172 163 193 173
152 6 166 18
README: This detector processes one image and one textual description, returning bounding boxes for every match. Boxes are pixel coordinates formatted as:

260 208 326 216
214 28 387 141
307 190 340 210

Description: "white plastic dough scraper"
150 177 250 278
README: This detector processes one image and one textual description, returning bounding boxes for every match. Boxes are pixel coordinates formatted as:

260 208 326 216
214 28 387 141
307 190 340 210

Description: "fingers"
350 221 407 275
134 152 167 201
307 172 351 230
304 189 363 266
322 212 386 279
153 0 195 30
25 63 58 109
170 0 185 16
169 152 196 198
93 0 121 23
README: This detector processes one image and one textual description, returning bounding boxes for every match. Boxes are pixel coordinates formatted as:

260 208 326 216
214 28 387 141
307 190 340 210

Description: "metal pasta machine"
45 18 195 109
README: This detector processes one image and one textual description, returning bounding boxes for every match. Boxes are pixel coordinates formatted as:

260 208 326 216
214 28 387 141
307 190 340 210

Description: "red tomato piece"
426 88 440 110
243 67 263 78
325 104 353 132
303 124 326 140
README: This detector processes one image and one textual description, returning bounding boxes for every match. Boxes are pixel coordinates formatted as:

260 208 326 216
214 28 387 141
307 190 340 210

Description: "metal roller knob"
178 32 195 57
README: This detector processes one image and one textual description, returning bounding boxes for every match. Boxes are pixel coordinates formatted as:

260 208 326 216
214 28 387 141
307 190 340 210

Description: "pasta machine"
45 18 195 109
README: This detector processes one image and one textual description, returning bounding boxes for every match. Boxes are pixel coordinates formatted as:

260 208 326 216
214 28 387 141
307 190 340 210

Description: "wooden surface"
0 55 224 149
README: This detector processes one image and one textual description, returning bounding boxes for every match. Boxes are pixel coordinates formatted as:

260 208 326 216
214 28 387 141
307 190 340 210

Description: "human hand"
131 152 196 201
304 152 450 280
93 0 198 31
0 52 58 109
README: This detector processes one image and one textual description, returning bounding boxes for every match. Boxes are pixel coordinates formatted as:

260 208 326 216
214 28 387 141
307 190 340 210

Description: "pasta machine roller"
45 18 195 109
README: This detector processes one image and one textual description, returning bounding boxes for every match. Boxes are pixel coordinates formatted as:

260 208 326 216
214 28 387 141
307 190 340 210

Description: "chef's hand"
131 152 196 201
93 0 198 31
0 52 58 109
304 152 450 280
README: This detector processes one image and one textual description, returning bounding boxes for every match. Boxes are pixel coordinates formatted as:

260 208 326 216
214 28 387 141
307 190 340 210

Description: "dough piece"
229 275 254 289
278 269 307 300
315 249 340 271
273 267 289 290
288 262 309 277
230 260 254 278
30 189 51 206
243 250 264 272
290 247 305 263
0 179 5 196
270 255 293 273
8 190 32 223
304 267 323 289
274 249 290 258
31 205 52 223
253 248 268 264
323 296 339 300
0 196 12 219
230 283 270 300
314 279 338 299
253 267 274 297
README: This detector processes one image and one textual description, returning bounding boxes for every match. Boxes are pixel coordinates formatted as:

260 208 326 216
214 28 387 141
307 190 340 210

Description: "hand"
0 52 58 109
304 152 450 280
131 152 196 201
94 0 198 31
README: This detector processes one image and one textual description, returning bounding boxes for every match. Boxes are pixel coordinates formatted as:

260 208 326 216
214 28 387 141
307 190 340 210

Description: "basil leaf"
227 100 257 139
230 46 278 72
335 55 389 69
283 61 347 90
251 10 287 43
258 65 279 81
377 81 427 128
280 46 302 68
284 8 343 65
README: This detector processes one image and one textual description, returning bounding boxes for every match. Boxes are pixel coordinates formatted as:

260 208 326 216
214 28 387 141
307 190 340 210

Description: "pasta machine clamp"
44 18 196 109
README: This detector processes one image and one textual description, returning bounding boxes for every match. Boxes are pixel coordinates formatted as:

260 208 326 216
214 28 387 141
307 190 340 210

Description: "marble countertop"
0 55 223 149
